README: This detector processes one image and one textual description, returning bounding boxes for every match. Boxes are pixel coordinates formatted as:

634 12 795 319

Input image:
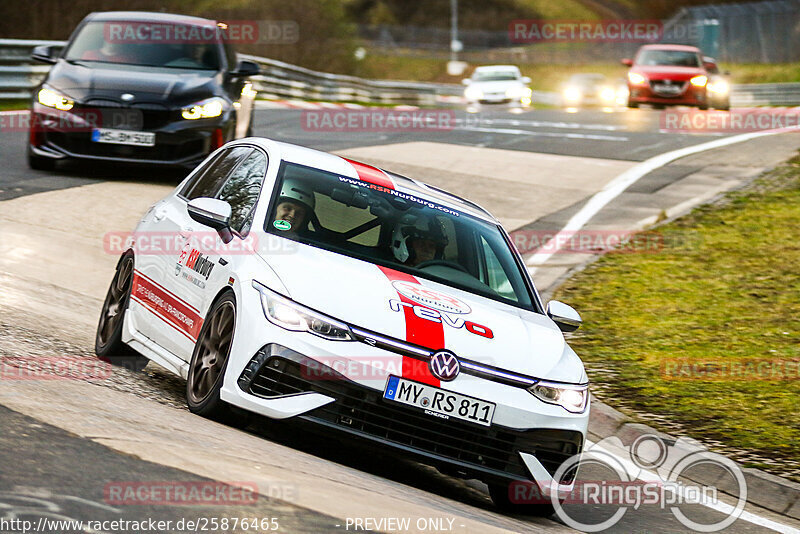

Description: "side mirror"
521 76 532 85
703 61 717 71
229 60 260 77
462 78 471 86
187 197 233 242
547 300 582 332
32 45 57 64
621 58 633 67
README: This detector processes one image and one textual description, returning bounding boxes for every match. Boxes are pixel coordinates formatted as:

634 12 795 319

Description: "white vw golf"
95 138 589 514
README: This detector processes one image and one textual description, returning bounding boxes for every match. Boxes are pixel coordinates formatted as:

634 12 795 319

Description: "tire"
488 482 557 517
627 99 639 109
186 291 248 426
27 146 56 171
95 251 148 371
699 103 709 110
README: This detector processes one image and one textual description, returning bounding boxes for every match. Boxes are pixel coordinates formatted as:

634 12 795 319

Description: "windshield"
65 21 222 70
473 71 519 82
568 74 606 88
636 50 701 67
265 162 535 310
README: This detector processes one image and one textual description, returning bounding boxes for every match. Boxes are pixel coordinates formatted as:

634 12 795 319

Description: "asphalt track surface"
1 105 799 534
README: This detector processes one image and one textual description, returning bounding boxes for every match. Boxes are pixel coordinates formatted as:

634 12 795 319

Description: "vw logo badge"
429 351 460 381
121 93 135 102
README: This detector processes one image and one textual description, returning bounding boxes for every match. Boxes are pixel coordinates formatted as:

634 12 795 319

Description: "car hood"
632 65 705 80
260 239 583 382
44 59 220 105
469 80 525 93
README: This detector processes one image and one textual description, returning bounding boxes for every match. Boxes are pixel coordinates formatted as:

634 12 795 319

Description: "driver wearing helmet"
391 215 448 267
271 179 315 235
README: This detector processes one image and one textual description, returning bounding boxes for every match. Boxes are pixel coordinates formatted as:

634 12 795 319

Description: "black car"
28 11 259 171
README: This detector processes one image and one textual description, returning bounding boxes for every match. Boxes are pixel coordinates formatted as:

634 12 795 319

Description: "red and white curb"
255 100 419 111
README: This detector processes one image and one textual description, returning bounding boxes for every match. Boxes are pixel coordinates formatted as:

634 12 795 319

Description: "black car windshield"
637 50 701 67
65 21 222 70
265 162 535 310
472 71 519 82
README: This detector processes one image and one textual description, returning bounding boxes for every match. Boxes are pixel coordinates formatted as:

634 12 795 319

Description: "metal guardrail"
1 38 799 107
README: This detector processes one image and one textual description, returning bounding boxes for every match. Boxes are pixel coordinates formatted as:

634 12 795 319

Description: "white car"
95 138 589 514
463 65 533 106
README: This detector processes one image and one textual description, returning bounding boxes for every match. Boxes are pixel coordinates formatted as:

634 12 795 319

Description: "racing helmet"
278 179 316 211
391 215 448 263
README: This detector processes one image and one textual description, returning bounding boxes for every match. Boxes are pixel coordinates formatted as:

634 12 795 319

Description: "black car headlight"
38 86 74 111
252 281 354 341
181 97 226 120
529 380 589 413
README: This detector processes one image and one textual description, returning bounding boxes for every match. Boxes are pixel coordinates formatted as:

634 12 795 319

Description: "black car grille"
80 100 177 130
47 131 205 162
246 354 582 483
648 80 688 96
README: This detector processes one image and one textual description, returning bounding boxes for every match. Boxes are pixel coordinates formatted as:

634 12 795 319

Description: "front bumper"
229 341 585 488
28 102 232 169
628 83 707 106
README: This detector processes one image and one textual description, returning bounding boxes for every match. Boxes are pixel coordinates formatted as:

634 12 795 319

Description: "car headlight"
600 86 616 102
563 86 582 102
529 380 589 413
628 72 647 85
464 86 483 100
506 86 531 99
181 97 226 120
253 281 354 341
38 86 74 111
708 79 729 94
690 75 708 87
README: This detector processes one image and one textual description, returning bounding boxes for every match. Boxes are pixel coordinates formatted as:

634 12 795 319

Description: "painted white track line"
585 439 800 533
526 128 794 268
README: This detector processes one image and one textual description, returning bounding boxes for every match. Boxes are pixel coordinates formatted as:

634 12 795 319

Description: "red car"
622 44 711 109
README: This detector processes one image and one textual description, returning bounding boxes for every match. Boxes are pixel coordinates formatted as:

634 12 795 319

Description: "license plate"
383 376 495 426
653 84 681 95
91 128 155 146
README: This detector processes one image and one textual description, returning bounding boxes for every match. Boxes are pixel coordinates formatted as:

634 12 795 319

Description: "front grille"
649 80 688 96
247 354 582 483
47 131 205 163
80 101 177 130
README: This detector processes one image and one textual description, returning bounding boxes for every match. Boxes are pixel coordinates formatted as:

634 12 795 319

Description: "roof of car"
86 11 217 25
244 138 497 223
638 44 701 52
475 65 520 71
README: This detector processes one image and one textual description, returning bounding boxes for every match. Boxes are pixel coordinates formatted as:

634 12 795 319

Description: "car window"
473 71 519 82
264 162 534 310
181 146 252 200
637 50 701 67
216 149 268 235
64 21 222 70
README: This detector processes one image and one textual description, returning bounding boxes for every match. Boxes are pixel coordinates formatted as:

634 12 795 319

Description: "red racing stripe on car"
130 271 203 342
342 158 395 190
377 265 441 387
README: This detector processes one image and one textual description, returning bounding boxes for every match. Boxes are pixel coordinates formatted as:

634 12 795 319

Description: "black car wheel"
186 291 248 425
95 251 148 370
27 146 56 171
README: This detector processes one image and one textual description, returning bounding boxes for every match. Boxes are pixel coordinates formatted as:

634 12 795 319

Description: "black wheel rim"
188 301 235 404
97 257 132 347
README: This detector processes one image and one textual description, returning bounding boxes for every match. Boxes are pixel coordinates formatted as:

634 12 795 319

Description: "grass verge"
0 100 30 111
554 153 800 481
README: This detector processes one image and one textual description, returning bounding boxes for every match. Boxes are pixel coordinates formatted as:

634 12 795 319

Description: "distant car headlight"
38 86 74 111
628 72 647 86
464 86 483 101
181 97 226 120
600 86 616 102
563 86 582 102
529 380 589 413
708 79 729 94
253 281 355 341
690 75 708 87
